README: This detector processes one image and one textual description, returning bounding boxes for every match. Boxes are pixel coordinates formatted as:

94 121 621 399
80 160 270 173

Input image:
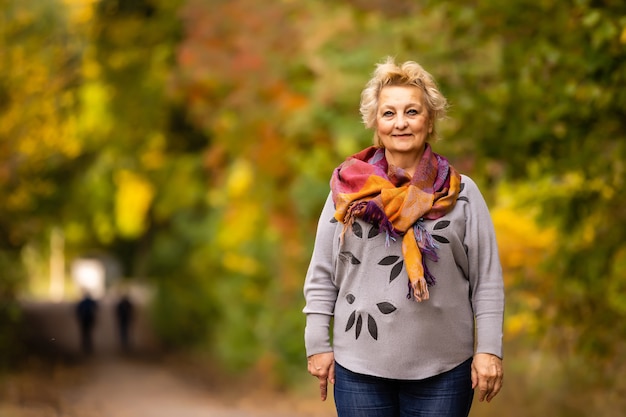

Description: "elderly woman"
303 57 504 417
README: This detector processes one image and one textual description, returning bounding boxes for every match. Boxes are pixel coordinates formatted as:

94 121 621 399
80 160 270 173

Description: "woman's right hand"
307 352 335 401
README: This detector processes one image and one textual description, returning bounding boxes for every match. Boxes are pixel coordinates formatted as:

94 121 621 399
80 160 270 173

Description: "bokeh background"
1 0 625 416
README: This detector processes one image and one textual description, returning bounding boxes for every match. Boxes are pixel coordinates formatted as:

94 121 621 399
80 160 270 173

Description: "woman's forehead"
379 85 424 105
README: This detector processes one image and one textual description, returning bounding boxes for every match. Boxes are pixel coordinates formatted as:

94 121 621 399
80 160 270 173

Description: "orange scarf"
331 144 461 302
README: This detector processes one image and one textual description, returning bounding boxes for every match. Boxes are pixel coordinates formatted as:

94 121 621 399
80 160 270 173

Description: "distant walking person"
76 293 98 355
115 294 134 352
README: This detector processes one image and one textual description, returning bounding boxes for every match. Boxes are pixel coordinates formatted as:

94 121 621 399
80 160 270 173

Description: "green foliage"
0 0 83 249
151 272 216 347
463 0 626 361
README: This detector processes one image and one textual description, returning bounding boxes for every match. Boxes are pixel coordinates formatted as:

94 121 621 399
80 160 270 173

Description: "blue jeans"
334 358 474 417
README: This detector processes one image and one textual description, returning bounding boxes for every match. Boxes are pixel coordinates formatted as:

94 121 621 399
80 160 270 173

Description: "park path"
1 354 336 417
2 299 336 417
55 356 335 417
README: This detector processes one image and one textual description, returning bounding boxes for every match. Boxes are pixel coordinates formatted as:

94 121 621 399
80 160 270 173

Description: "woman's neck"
384 147 425 173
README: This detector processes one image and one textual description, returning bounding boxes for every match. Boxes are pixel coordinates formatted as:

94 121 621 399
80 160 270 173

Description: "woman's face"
375 85 432 161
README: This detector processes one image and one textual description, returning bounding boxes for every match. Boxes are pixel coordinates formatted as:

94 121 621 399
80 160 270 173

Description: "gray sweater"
303 175 504 380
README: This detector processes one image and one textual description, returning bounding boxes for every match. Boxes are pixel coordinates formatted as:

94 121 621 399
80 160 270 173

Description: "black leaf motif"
434 220 450 230
355 315 363 339
346 293 355 304
367 225 380 238
433 235 450 244
390 260 404 282
458 196 469 202
378 256 400 265
376 302 397 314
339 251 361 265
352 222 363 238
330 217 338 223
460 182 465 192
346 311 356 331
367 314 378 340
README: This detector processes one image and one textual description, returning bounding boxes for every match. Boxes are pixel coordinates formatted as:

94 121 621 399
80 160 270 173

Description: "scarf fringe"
414 221 439 287
407 277 430 302
362 201 398 242
342 200 398 247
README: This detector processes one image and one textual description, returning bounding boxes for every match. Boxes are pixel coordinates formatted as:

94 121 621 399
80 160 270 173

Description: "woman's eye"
407 109 419 115
382 111 394 117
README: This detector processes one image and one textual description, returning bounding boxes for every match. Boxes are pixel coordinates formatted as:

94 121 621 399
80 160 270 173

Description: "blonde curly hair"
360 57 448 146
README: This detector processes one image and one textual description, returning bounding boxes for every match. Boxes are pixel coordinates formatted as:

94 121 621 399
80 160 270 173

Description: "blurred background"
1 0 625 416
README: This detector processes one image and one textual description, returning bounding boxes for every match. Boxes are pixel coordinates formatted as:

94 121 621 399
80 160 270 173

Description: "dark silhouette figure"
76 293 98 355
115 295 134 352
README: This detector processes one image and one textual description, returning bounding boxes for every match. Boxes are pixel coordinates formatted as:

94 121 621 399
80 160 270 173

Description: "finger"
471 366 478 389
329 362 336 385
319 377 328 401
486 375 503 402
484 366 503 402
478 378 493 402
478 388 487 402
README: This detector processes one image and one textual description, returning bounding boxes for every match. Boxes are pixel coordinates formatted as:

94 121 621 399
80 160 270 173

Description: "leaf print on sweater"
368 224 380 239
376 302 397 314
458 183 468 202
378 255 404 282
344 294 397 341
367 314 378 340
339 251 361 264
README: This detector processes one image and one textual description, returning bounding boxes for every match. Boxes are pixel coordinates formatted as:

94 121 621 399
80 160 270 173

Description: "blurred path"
58 357 334 417
61 357 237 417
9 300 336 417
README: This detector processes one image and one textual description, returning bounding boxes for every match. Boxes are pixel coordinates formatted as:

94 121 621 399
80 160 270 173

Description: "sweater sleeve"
463 176 505 359
302 192 339 357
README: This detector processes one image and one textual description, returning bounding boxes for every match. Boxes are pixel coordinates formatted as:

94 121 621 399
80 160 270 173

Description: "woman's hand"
471 353 503 403
307 352 335 401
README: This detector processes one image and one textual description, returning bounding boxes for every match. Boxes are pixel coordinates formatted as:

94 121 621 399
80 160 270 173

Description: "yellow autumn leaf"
226 158 254 199
61 0 96 26
505 311 539 339
216 203 262 250
114 170 155 238
222 251 260 276
492 206 556 270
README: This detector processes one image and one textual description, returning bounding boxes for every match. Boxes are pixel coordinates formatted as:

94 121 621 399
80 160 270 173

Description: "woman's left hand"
307 352 335 401
471 353 503 403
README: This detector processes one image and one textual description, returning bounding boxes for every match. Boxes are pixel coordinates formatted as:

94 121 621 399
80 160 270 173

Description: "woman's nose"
395 115 408 128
